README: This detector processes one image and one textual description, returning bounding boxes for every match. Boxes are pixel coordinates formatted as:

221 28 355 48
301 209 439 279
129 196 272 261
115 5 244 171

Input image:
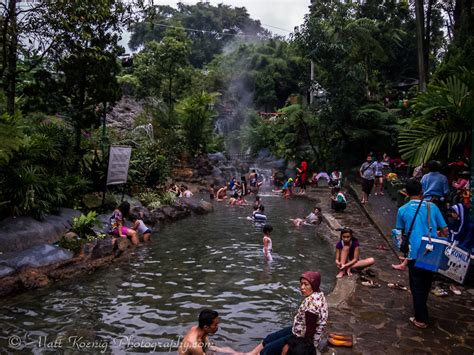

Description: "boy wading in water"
263 224 274 262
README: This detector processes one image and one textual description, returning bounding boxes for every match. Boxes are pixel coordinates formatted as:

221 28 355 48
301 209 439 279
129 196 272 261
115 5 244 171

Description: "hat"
288 178 294 183
300 271 321 292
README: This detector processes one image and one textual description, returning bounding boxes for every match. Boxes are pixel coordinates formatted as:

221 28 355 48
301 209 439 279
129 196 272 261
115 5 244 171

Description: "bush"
71 211 99 238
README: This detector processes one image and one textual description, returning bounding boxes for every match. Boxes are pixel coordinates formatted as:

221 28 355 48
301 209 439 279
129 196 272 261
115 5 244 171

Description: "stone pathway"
303 185 474 355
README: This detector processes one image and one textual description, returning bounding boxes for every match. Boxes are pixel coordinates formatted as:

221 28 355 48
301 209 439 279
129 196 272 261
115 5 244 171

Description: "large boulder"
0 244 73 270
131 206 155 227
91 239 115 260
208 152 227 162
181 198 213 215
161 206 191 221
0 265 15 278
0 208 81 252
211 167 222 177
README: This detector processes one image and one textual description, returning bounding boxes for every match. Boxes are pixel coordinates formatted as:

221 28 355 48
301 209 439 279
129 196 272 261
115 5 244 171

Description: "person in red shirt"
296 160 308 194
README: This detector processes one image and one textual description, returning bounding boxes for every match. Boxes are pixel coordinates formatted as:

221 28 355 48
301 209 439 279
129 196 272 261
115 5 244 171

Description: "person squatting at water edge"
178 309 239 355
129 213 151 242
335 228 375 278
248 271 328 355
396 179 448 329
274 178 293 198
330 187 347 212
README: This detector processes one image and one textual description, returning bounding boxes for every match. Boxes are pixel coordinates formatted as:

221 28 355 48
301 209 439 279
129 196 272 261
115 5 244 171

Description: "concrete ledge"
326 277 356 308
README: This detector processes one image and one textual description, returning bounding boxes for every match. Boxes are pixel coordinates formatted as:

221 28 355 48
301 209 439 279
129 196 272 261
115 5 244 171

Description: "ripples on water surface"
0 192 336 353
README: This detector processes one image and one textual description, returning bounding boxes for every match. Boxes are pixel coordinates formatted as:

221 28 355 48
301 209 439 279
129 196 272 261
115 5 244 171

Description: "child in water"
129 213 152 242
263 224 273 262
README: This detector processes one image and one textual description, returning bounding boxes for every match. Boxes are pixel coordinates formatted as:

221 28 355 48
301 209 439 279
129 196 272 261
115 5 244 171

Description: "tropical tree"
48 0 126 161
133 26 191 110
398 71 473 165
129 2 269 67
177 91 220 156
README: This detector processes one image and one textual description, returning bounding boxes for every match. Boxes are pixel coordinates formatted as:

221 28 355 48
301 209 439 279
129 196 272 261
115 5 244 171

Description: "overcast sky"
158 0 311 36
121 1 311 51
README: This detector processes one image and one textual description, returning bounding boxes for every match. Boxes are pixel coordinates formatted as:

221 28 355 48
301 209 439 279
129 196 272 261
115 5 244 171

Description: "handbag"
399 199 424 255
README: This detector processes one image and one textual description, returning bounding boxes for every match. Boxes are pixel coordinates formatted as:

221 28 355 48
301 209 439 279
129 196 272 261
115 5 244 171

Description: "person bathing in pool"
290 207 322 227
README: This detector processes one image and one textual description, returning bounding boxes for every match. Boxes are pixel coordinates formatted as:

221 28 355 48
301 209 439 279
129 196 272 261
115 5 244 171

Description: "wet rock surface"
0 209 81 252
0 244 73 269
306 185 474 354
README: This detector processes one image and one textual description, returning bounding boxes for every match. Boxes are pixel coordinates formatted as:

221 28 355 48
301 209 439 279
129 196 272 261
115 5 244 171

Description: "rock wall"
0 209 81 253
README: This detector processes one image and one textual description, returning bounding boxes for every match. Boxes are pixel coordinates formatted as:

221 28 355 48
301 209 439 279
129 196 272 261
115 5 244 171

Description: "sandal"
364 269 376 277
377 244 389 251
388 282 408 291
361 280 381 288
329 333 353 341
431 287 448 297
409 317 428 329
449 284 462 295
328 336 353 347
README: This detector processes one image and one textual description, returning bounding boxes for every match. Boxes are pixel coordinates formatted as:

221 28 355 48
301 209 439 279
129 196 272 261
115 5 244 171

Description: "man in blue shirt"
421 161 449 211
396 179 448 329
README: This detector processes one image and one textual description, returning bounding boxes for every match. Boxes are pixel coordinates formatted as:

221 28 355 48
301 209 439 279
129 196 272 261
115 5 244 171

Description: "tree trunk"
5 0 17 115
424 0 434 83
415 0 427 92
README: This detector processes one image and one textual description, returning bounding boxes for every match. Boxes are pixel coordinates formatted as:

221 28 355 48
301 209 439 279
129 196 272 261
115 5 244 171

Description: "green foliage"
135 190 177 208
398 73 473 165
133 27 191 106
160 191 177 206
136 190 162 208
0 118 92 219
177 91 220 155
206 40 308 110
0 113 23 165
71 211 99 238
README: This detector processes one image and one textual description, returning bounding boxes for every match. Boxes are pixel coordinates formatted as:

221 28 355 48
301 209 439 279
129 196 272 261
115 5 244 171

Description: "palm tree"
398 72 473 165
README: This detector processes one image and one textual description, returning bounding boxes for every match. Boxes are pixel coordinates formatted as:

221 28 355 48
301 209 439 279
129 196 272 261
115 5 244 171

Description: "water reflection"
0 192 335 353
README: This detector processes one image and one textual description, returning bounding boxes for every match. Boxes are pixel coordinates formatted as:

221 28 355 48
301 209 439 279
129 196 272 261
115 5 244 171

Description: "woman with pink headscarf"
248 271 328 354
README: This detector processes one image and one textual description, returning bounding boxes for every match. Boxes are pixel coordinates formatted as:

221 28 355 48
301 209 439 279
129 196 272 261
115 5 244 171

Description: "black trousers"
408 260 434 323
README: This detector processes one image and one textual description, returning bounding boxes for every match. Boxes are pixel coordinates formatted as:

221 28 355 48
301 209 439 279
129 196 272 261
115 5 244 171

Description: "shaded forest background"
0 0 472 219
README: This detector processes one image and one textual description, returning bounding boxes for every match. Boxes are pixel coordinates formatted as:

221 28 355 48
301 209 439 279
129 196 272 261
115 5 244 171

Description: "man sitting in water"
178 309 238 355
216 186 228 201
252 205 267 223
290 207 322 227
